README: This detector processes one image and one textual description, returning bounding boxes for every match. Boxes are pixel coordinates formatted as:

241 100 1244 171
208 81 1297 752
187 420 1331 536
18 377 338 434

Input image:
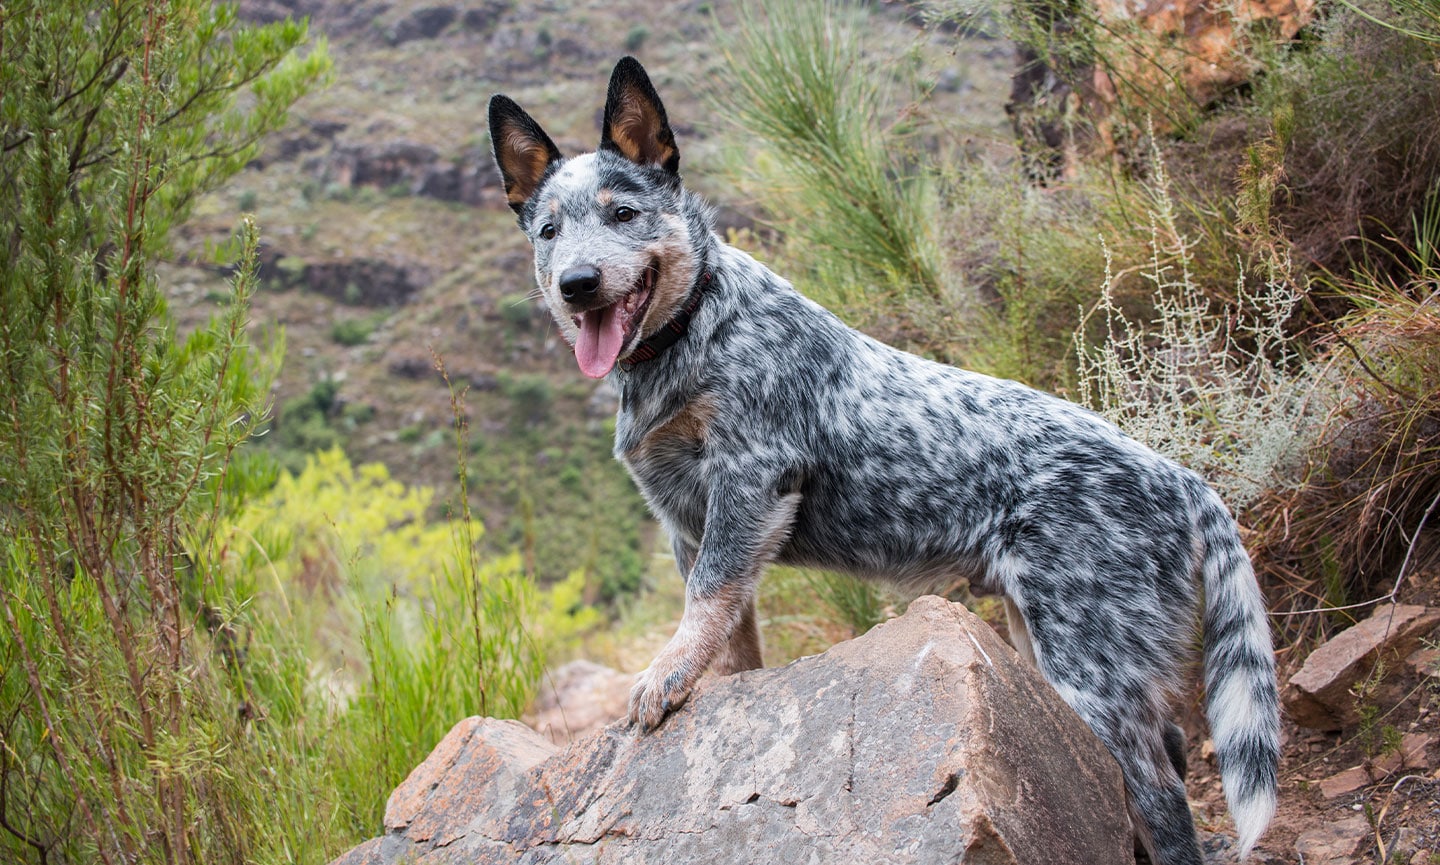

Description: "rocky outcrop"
322 140 502 207
1090 0 1315 112
1008 0 1316 176
256 251 430 307
329 597 1134 865
1284 603 1440 730
386 6 458 44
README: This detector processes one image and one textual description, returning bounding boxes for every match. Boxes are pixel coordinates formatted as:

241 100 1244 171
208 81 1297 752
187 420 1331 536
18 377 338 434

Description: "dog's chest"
615 395 715 539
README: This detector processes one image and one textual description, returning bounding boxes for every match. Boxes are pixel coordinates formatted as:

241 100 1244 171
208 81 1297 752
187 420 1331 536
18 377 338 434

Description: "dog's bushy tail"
1191 480 1279 858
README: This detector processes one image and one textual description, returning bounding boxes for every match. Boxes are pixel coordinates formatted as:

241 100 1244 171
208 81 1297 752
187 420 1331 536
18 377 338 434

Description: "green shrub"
208 447 597 844
270 254 309 290
500 291 537 329
503 372 554 425
0 3 329 862
710 0 945 320
332 314 384 346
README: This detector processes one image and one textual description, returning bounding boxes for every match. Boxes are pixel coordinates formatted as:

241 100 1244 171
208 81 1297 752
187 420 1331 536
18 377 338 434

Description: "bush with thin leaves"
0 3 335 862
1075 150 1322 512
209 445 597 836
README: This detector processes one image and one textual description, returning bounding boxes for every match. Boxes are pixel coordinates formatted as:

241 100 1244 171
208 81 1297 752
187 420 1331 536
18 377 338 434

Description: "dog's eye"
615 206 636 223
538 223 557 240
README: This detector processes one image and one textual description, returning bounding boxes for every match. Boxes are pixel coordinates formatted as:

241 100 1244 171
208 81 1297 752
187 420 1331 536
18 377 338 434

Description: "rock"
302 258 430 307
1318 766 1371 799
523 659 633 745
1285 604 1440 729
1293 814 1371 864
328 597 1135 865
585 378 620 419
234 0 302 24
329 140 440 191
322 140 500 206
461 1 511 33
1409 645 1440 678
1317 731 1438 798
388 6 458 44
386 349 436 381
1091 0 1315 114
1008 0 1316 176
1388 826 1430 861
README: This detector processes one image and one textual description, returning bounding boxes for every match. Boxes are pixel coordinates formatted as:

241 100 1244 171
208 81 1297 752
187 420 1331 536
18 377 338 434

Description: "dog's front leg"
629 481 800 732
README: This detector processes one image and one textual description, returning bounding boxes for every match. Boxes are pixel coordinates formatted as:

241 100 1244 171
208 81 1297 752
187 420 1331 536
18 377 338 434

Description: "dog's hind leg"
1163 720 1188 782
1001 554 1202 865
1002 596 1037 666
1107 721 1202 865
1016 612 1203 865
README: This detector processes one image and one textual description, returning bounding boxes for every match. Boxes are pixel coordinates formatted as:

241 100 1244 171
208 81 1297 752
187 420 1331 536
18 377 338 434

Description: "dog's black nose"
559 265 601 304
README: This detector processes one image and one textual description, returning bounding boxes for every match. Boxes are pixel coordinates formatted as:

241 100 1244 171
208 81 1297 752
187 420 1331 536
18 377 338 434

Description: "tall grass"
204 445 596 847
709 0 947 317
1252 196 1440 637
706 0 1250 387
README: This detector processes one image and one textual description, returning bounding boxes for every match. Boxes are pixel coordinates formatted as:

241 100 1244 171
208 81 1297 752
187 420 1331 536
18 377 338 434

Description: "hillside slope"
167 0 1015 592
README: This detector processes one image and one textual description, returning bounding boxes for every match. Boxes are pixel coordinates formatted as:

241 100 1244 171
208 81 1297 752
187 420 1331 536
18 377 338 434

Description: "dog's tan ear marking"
601 56 680 175
488 95 562 215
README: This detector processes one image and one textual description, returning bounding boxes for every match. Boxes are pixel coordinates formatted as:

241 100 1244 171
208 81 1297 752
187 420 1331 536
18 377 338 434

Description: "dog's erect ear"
489 95 563 215
601 57 680 175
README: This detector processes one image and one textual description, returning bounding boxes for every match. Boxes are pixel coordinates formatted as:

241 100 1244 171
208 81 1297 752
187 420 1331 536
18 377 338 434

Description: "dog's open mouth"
571 263 656 378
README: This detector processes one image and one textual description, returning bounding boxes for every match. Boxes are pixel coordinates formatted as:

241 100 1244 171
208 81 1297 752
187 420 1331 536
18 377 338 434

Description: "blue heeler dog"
489 57 1279 865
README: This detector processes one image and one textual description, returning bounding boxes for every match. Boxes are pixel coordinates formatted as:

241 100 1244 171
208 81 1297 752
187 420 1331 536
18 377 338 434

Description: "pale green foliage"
206 447 596 835
1075 152 1322 510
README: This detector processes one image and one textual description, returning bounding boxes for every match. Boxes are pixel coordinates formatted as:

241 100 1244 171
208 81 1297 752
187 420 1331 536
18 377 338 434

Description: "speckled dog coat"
489 57 1279 865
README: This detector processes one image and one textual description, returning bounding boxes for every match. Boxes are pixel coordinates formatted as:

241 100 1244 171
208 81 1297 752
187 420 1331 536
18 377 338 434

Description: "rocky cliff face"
329 597 1134 865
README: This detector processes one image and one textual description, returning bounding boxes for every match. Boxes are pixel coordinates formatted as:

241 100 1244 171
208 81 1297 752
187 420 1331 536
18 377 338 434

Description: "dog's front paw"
628 662 694 733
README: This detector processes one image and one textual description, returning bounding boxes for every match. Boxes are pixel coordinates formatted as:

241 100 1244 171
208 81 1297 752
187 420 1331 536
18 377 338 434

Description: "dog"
489 57 1279 865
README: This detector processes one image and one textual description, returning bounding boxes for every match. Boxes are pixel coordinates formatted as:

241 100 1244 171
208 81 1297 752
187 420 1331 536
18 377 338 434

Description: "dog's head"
489 58 704 379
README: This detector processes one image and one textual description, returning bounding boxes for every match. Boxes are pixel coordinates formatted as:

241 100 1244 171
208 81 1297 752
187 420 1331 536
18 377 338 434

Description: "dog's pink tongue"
574 303 624 378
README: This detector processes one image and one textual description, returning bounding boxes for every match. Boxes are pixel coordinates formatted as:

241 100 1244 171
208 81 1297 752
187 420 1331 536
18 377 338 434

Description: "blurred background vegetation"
3 0 1440 861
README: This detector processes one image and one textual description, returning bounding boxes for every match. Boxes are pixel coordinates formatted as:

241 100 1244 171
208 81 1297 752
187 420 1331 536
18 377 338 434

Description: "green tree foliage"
0 2 329 862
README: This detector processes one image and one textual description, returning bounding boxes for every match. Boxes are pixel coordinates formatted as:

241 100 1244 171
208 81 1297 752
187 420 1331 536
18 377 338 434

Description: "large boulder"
329 597 1134 864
